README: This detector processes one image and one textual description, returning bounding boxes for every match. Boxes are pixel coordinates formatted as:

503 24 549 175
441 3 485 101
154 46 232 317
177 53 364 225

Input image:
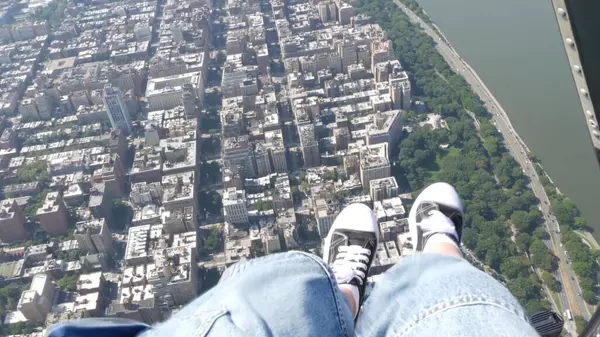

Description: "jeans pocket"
142 309 230 337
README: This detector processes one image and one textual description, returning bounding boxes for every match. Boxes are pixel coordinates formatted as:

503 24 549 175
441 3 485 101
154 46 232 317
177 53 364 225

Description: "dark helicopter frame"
552 0 600 336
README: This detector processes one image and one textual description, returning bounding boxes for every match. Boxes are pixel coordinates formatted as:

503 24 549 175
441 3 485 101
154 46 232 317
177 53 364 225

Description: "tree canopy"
353 0 563 311
111 200 132 232
198 190 222 216
57 274 79 292
0 283 27 318
575 315 588 334
199 161 221 185
204 228 221 253
18 161 49 184
537 164 598 304
31 0 68 27
248 200 274 212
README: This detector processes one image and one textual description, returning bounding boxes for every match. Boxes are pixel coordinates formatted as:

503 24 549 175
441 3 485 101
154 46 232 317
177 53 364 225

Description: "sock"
339 283 360 319
424 233 461 255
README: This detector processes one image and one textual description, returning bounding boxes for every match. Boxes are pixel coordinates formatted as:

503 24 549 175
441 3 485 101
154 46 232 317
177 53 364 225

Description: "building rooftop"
0 199 20 220
3 310 27 325
160 138 196 173
162 171 195 204
31 273 50 296
374 197 406 221
73 292 100 312
124 224 166 262
298 124 317 146
36 191 63 215
120 284 155 304
77 272 103 293
74 218 106 235
314 198 341 219
223 187 246 206
0 260 25 280
370 176 398 190
153 245 194 284
146 71 203 96
223 135 249 151
360 143 389 168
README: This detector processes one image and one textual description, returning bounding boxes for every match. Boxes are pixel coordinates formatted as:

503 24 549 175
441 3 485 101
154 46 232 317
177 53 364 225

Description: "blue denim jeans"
47 252 539 337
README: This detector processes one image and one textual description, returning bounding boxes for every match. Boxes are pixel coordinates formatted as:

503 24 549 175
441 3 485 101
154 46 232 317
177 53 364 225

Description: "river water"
415 0 600 234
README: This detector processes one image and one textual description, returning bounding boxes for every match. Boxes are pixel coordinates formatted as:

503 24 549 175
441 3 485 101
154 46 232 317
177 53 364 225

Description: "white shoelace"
331 245 372 286
420 210 459 242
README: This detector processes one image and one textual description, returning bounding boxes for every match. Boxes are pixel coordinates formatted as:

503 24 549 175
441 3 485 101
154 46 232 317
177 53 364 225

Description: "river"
415 0 600 235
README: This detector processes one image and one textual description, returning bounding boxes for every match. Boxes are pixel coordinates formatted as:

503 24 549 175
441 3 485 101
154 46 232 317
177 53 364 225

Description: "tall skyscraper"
74 218 114 254
103 84 133 133
298 124 320 168
36 191 69 236
0 199 27 243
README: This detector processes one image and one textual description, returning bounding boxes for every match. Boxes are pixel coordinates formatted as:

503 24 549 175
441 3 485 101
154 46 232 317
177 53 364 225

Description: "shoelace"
331 245 371 286
420 209 459 243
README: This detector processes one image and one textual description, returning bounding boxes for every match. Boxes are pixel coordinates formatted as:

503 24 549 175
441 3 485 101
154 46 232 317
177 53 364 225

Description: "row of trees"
0 276 75 335
112 200 133 232
0 283 27 319
23 189 50 221
31 0 68 27
200 137 221 156
0 282 43 336
355 0 555 313
1 322 39 336
199 161 222 185
398 0 431 23
57 274 79 292
204 228 220 252
537 164 599 305
22 131 73 147
198 190 223 216
7 161 88 242
17 161 49 185
200 109 220 134
248 200 274 212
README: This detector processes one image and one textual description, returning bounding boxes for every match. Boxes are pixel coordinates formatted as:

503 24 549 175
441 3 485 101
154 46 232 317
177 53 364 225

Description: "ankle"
424 234 462 258
339 284 359 318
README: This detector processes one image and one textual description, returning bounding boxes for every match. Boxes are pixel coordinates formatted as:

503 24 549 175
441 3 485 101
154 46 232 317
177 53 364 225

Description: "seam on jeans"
191 309 228 337
226 252 288 280
298 252 351 337
394 294 529 337
224 259 247 279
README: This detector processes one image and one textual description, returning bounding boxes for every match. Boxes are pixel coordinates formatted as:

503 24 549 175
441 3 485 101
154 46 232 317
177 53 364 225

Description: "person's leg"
141 251 355 337
144 203 380 336
410 182 464 258
323 203 379 319
356 182 539 337
46 251 354 337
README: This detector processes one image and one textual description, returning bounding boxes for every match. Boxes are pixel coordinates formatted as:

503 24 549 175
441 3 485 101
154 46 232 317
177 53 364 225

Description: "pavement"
576 230 600 250
392 0 591 326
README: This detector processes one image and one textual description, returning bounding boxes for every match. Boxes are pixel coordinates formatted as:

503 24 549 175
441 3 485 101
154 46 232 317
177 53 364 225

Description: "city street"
393 0 590 323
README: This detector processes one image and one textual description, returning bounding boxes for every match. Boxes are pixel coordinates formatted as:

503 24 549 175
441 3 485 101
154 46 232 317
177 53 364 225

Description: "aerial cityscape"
0 0 596 335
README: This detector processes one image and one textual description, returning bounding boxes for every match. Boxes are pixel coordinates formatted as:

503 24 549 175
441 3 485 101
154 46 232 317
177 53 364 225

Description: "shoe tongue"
416 202 440 222
347 277 361 288
347 238 364 247
421 212 458 240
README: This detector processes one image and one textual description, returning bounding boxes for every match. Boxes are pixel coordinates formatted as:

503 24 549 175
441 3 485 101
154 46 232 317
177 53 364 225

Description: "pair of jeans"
47 251 539 337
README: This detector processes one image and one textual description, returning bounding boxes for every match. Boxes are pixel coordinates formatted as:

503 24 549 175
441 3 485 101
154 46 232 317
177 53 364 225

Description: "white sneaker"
408 182 464 251
323 203 379 310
